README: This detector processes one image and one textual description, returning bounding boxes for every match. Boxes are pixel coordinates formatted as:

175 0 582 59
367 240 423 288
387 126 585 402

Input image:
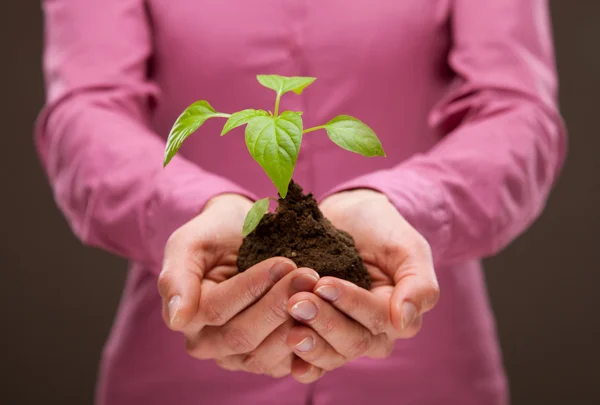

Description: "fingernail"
291 273 319 292
270 261 295 283
401 301 417 330
295 336 315 352
290 300 317 321
300 365 313 378
315 285 340 302
168 295 181 327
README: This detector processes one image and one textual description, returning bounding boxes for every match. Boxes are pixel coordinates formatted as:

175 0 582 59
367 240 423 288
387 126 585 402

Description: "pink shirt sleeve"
325 0 567 265
36 0 255 271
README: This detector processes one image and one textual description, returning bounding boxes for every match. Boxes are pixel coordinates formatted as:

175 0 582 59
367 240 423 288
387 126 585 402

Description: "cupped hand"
157 193 321 378
285 189 440 383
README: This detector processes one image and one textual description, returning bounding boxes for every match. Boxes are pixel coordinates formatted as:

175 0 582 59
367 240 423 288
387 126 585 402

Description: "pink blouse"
36 1 566 404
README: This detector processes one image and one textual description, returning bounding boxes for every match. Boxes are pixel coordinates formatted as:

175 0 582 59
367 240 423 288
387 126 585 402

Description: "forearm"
326 96 565 265
37 0 254 269
322 0 567 265
36 88 252 268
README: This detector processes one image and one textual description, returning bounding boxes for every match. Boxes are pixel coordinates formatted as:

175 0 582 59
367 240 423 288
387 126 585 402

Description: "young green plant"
163 74 386 236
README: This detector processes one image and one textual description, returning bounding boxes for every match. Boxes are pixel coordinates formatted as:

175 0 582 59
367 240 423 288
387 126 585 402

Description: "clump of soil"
236 180 371 290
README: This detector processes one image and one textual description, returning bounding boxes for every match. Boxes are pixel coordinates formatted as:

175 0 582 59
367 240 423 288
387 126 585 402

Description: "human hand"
284 189 440 383
157 193 319 378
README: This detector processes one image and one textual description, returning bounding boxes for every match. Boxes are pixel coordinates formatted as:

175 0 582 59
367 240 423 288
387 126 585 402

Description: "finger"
287 292 391 360
214 356 239 372
216 352 294 378
313 277 394 336
157 231 206 331
383 235 439 337
239 319 296 375
198 257 297 326
268 356 293 379
286 325 346 371
189 268 319 358
291 356 325 384
391 272 439 338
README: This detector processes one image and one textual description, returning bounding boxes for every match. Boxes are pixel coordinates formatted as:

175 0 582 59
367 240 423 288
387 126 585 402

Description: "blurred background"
1 1 598 404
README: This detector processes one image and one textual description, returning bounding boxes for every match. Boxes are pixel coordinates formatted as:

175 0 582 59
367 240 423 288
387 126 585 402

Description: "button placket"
283 0 312 188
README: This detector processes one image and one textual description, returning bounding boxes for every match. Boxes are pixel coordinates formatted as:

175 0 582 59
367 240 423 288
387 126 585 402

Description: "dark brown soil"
236 180 371 290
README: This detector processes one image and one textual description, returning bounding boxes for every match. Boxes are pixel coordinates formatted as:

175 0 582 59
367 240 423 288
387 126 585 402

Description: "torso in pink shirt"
37 1 566 404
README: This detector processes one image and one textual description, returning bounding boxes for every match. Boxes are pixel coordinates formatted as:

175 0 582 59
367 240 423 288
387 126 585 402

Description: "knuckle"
368 311 389 335
345 295 363 316
241 275 267 304
260 292 289 325
242 354 267 375
346 330 371 359
221 326 255 354
266 297 289 324
156 270 173 296
322 317 337 335
200 298 225 326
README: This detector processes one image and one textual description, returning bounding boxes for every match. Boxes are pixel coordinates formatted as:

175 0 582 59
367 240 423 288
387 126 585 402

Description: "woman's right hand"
157 193 321 378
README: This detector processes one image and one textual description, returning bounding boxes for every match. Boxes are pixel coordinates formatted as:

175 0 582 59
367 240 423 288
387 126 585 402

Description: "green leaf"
242 198 270 236
256 75 316 96
164 101 220 166
245 111 303 198
221 109 268 136
324 115 386 157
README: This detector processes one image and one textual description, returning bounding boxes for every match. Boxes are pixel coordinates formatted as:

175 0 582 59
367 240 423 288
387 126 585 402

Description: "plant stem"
302 125 326 134
215 113 231 118
274 92 282 117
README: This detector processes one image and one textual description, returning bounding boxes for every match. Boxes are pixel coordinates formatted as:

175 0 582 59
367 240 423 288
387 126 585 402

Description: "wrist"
204 192 253 212
321 188 389 207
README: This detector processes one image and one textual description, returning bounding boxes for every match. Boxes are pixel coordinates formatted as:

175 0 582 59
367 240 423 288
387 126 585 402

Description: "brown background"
1 1 598 404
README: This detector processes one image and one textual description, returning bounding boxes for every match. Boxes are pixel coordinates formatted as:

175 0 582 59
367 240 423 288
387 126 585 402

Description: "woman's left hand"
285 189 440 383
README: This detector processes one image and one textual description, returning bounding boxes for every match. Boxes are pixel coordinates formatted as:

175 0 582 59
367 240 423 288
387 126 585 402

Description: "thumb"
390 256 440 338
157 230 205 332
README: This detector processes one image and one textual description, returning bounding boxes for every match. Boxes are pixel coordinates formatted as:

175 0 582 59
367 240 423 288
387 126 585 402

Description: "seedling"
163 75 385 236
